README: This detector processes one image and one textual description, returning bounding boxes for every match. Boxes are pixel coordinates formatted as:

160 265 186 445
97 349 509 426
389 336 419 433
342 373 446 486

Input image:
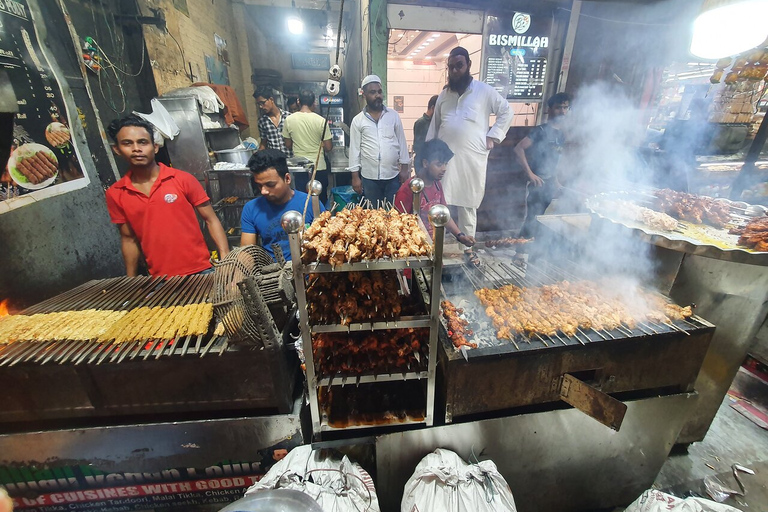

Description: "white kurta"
426 80 513 208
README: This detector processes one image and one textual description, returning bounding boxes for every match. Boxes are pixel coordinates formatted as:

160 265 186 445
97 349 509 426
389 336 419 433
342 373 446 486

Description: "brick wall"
137 0 258 132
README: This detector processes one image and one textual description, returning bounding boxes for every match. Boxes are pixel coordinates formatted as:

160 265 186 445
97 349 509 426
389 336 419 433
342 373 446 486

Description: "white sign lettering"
488 34 549 48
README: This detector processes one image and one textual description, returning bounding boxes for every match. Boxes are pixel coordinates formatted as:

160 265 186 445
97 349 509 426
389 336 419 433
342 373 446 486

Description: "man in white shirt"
427 46 513 262
349 75 410 207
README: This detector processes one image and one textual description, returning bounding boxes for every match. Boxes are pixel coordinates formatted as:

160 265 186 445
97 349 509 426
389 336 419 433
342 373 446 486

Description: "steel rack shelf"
319 416 427 432
284 204 448 439
303 257 434 273
317 370 429 387
310 316 432 333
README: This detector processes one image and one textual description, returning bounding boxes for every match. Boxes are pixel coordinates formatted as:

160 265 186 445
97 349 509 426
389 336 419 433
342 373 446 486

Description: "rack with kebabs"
484 237 533 248
301 207 431 265
475 280 693 341
312 328 429 376
440 300 477 349
307 271 423 325
730 215 768 252
654 189 732 228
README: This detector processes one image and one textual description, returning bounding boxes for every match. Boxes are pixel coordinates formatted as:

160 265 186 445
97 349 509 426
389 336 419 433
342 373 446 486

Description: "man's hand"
528 173 544 187
457 233 476 247
399 165 410 184
351 172 363 195
486 137 495 151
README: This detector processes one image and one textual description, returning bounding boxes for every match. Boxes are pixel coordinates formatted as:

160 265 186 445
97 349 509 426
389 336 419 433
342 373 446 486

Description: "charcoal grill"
0 274 298 426
438 258 715 426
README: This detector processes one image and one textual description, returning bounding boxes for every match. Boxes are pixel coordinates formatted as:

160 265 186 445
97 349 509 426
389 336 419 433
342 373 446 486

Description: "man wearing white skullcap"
349 75 410 207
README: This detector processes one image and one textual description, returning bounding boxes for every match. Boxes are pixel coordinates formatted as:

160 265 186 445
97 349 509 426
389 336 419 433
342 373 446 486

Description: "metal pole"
426 204 449 427
281 211 322 436
730 111 768 200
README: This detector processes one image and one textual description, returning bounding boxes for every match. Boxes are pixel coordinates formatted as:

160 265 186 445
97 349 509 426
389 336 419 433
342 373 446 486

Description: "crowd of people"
103 45 571 277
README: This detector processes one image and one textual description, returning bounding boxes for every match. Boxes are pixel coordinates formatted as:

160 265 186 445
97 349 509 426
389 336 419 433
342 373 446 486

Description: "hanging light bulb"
287 16 304 35
690 0 768 59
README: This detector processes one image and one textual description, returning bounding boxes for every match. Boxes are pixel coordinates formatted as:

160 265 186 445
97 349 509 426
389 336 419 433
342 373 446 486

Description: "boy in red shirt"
105 116 229 276
395 139 475 258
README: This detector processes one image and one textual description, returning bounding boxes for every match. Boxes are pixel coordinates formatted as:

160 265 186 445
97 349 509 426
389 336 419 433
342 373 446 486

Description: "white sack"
401 448 517 512
625 490 742 512
133 98 180 144
244 445 380 512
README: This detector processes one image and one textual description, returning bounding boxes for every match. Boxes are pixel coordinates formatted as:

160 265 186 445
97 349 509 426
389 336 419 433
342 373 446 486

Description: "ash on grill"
0 274 224 366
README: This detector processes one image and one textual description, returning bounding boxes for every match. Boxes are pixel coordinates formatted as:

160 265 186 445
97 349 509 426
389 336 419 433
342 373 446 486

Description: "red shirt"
394 177 446 237
105 163 211 276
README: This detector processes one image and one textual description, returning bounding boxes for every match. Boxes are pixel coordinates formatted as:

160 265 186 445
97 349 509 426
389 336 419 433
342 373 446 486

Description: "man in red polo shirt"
105 116 230 276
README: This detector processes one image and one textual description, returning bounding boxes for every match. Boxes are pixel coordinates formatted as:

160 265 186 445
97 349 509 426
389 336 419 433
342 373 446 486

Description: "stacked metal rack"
282 200 448 437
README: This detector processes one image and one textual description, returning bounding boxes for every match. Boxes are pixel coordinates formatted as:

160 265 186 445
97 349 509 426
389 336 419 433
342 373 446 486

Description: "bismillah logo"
164 193 178 203
512 12 531 34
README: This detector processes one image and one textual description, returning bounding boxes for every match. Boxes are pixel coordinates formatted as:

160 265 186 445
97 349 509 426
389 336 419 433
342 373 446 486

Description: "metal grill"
0 274 227 367
445 259 712 353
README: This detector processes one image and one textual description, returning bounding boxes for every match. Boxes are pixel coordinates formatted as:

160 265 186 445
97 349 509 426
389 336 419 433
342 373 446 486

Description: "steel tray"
585 191 768 266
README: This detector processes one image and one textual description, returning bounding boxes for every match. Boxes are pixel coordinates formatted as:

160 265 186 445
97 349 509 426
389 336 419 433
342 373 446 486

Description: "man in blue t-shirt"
240 149 325 260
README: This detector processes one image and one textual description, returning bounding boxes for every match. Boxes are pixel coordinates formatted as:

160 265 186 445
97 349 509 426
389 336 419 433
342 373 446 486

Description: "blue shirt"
240 191 325 261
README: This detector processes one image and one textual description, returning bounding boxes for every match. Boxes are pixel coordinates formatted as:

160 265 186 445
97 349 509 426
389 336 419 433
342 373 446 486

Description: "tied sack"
401 448 517 512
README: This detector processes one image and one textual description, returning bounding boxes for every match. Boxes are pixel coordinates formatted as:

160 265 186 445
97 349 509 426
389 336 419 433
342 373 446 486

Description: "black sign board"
483 12 552 100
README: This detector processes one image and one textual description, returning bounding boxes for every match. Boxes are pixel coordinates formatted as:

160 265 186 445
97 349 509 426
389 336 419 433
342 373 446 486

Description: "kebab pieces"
440 300 477 349
730 215 768 252
475 280 693 340
485 237 533 248
654 189 732 228
301 207 431 265
307 271 410 325
0 303 213 345
602 199 679 231
312 328 428 376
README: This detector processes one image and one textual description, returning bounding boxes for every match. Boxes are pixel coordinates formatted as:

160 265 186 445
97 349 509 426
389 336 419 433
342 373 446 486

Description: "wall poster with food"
0 0 89 213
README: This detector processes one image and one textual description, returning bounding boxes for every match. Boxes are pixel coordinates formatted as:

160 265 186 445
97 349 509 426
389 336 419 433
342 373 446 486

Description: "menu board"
482 12 552 100
485 55 547 100
0 0 89 212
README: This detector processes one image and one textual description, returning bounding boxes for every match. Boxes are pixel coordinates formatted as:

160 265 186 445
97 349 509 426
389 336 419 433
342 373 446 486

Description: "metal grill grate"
444 260 712 353
0 274 226 366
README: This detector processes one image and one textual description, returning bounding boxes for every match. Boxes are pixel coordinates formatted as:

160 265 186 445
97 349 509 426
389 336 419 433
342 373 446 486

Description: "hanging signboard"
0 0 90 214
483 11 552 100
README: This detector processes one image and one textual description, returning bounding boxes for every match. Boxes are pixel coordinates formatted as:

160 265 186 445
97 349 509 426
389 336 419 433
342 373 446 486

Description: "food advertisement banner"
0 0 89 214
483 11 553 100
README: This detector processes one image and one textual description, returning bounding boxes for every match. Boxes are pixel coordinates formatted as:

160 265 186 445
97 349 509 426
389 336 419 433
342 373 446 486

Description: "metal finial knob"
307 180 323 196
281 210 304 234
410 177 425 193
428 204 450 227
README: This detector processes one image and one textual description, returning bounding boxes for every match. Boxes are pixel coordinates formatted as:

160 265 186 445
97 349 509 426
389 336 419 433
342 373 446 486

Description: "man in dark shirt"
514 92 570 239
412 95 438 164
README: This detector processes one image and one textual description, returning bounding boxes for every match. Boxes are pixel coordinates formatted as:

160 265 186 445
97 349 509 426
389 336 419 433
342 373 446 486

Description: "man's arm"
258 118 268 150
195 202 230 259
322 139 333 153
446 218 475 247
118 223 141 277
513 136 543 187
349 117 363 194
240 232 257 246
395 117 411 183
425 99 441 141
486 90 514 149
283 138 293 151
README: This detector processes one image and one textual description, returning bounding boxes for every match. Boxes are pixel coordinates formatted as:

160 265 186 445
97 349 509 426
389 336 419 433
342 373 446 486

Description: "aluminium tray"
585 190 768 266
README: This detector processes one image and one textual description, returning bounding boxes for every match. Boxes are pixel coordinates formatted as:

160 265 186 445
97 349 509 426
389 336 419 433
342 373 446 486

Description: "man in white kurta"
426 47 513 253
